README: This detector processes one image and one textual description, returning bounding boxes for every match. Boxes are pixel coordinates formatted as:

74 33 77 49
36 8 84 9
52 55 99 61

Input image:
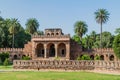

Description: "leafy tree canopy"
113 34 120 59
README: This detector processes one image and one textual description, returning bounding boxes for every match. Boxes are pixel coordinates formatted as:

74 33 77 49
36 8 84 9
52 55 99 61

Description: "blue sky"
0 0 120 36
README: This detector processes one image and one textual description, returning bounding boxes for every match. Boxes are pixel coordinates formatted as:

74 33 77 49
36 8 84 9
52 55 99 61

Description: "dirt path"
0 69 120 75
87 70 120 75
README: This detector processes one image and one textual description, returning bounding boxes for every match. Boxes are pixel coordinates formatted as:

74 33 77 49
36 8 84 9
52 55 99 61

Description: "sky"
0 0 120 36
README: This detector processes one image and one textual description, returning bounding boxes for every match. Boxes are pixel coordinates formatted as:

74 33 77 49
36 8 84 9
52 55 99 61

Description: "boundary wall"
13 60 120 70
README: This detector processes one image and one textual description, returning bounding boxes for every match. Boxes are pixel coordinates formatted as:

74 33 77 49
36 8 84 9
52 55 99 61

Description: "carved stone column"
32 41 36 59
66 42 70 60
44 44 47 58
55 43 58 58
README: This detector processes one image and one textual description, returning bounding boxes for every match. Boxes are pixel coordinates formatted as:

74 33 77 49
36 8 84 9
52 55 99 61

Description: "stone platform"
13 60 120 71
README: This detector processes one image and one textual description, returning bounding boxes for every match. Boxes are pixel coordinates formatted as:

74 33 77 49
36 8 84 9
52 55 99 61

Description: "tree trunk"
12 33 14 52
79 35 82 45
100 21 102 53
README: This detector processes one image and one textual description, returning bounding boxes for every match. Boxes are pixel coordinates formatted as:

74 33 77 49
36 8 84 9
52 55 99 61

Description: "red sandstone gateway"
0 28 116 61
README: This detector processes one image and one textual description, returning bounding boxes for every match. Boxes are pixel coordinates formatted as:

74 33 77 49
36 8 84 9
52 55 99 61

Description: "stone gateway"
0 28 118 61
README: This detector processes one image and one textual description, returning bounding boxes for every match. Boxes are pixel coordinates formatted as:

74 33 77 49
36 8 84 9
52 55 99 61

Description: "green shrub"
3 58 9 66
22 56 31 60
0 58 2 64
81 54 91 60
55 57 60 60
94 55 100 60
0 52 9 63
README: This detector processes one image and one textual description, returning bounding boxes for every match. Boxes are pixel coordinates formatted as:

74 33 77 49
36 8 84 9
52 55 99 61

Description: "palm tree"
90 31 97 41
9 18 21 48
25 18 39 35
94 9 109 48
74 21 88 44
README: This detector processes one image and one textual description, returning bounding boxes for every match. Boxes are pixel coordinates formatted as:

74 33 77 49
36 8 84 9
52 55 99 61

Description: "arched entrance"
36 43 44 57
47 33 50 36
14 55 17 59
58 43 66 57
51 33 54 35
100 55 104 60
90 55 94 60
47 43 55 57
109 55 114 61
22 55 26 58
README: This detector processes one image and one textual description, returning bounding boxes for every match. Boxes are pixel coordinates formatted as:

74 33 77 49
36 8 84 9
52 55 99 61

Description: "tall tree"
90 31 97 41
8 18 21 48
25 18 39 35
72 35 81 45
94 9 110 48
102 31 114 48
113 34 120 59
74 21 88 44
15 27 31 48
0 18 11 47
34 30 44 35
115 28 120 35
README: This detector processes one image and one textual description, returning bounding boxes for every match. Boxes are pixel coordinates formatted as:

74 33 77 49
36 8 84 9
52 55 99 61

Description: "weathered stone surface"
13 60 120 71
0 28 118 62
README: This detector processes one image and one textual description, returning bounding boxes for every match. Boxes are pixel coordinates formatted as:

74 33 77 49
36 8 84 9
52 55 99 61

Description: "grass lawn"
0 71 120 80
0 65 13 70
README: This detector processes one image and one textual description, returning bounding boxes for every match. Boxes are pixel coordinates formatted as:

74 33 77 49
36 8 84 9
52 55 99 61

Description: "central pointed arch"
47 43 55 57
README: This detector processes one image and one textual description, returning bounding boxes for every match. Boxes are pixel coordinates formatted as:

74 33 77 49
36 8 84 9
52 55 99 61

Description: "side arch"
14 55 17 59
100 55 104 60
47 43 55 57
36 43 44 57
90 55 94 60
58 43 66 57
109 55 114 61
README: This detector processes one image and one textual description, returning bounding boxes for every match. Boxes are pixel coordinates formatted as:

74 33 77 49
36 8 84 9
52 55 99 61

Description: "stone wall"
13 60 120 71
70 39 82 60
0 48 24 61
0 48 23 52
81 48 117 61
0 47 117 61
0 28 117 61
23 42 32 57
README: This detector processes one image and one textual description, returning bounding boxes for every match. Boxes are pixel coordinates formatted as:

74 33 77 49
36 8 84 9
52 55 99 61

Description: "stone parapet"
32 34 70 38
0 48 23 52
82 48 114 55
13 60 120 70
93 48 113 52
32 34 70 41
